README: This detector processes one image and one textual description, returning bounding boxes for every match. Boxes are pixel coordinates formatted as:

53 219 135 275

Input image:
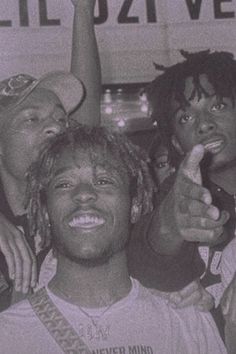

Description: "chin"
65 248 115 267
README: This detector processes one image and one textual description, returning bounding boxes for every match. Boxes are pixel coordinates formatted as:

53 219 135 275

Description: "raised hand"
70 0 96 10
157 145 229 249
168 279 214 311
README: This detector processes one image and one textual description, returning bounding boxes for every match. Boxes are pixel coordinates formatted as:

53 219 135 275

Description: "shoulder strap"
28 287 92 354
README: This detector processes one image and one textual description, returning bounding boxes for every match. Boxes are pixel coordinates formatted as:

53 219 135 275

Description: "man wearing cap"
0 0 100 309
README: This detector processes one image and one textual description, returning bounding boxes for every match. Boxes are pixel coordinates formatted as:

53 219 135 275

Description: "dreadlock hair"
25 124 155 250
146 50 236 165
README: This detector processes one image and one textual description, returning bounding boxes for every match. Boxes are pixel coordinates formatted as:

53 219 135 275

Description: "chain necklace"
49 283 119 328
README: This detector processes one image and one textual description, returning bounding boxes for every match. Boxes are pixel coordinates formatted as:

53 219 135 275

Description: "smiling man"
0 125 226 353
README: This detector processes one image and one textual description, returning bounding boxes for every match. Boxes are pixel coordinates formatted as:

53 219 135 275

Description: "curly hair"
25 125 155 249
146 50 236 161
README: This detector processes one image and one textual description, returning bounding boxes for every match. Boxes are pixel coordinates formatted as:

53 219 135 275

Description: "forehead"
52 146 128 178
170 74 215 113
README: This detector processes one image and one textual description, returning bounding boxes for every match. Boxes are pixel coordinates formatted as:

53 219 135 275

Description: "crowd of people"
0 0 235 353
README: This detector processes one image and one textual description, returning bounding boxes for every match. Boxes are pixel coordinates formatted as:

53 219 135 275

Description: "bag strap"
28 287 92 354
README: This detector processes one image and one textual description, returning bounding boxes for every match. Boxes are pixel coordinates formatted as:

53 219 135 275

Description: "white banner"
0 0 236 83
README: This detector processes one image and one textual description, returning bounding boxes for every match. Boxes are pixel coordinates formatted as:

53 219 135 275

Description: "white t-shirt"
0 278 226 354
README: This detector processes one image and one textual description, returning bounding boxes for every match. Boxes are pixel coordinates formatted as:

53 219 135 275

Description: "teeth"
204 141 223 150
69 215 105 227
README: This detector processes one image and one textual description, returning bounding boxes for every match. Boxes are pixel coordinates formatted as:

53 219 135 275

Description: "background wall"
0 0 236 83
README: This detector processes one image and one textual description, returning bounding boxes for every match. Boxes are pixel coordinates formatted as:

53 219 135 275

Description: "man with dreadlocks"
128 49 236 340
0 125 226 353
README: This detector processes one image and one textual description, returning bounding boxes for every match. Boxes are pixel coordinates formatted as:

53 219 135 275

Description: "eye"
54 181 73 189
95 177 114 186
179 114 193 124
211 102 226 112
54 113 67 125
25 116 39 123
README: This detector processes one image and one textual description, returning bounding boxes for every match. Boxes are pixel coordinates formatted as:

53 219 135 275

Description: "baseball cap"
0 71 84 114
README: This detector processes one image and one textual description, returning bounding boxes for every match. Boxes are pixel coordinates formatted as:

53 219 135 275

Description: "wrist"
73 1 95 13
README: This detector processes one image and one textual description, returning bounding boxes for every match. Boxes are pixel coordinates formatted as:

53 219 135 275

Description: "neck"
0 169 26 215
209 164 236 195
48 250 132 308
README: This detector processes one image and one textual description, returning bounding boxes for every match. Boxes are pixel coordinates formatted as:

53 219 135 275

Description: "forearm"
148 200 184 256
70 0 101 126
128 214 204 292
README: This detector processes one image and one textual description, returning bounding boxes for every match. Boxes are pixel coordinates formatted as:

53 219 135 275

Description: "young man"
0 125 226 353
128 50 236 335
0 0 99 308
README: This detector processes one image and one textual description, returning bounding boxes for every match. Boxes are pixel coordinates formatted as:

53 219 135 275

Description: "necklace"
49 283 118 328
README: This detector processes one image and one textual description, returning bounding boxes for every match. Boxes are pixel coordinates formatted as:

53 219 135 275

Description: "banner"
0 0 235 83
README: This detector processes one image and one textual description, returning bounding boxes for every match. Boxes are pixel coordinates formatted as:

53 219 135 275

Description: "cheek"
112 194 131 224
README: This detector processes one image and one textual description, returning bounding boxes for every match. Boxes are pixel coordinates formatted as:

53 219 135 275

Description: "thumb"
181 144 205 185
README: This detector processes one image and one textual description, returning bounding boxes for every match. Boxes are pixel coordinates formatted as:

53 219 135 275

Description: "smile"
68 214 105 229
203 139 225 154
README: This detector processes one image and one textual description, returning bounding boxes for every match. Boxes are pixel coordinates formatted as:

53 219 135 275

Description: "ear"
171 135 184 155
130 198 142 224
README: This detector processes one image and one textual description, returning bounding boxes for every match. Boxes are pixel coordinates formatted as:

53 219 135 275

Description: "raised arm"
70 0 101 126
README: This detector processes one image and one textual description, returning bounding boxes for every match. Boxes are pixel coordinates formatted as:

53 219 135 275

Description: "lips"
68 213 105 229
202 138 225 154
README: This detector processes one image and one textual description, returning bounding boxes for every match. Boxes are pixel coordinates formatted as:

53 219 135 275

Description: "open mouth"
68 214 105 229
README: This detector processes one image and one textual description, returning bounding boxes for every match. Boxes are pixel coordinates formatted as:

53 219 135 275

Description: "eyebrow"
52 167 74 178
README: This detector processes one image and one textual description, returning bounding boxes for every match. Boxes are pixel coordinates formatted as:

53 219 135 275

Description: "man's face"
0 88 67 180
171 74 236 171
46 147 132 266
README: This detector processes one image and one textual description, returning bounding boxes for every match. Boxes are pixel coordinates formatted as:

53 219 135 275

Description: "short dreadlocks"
26 124 155 249
146 50 236 161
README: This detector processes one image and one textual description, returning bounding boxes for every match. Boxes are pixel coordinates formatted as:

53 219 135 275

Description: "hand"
168 279 214 311
159 144 229 245
0 213 37 294
221 273 236 325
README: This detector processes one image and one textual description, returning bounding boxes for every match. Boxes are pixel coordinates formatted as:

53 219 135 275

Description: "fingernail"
31 281 37 288
9 273 15 280
15 284 21 292
22 286 29 294
203 194 211 205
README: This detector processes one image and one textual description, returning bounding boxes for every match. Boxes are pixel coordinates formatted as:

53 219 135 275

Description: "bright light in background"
141 104 148 113
117 119 126 127
104 105 113 114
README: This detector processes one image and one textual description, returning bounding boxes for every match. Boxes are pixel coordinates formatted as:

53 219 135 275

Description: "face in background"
0 88 67 181
152 144 175 185
171 74 236 172
46 147 134 267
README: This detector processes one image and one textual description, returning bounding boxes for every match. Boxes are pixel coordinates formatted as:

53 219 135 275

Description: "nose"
73 184 97 204
197 115 216 136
